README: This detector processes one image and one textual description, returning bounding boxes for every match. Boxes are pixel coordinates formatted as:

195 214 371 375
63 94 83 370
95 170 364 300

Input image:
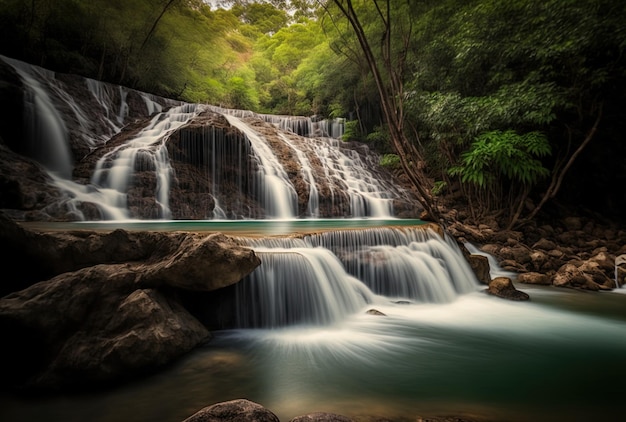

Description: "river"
2 220 625 422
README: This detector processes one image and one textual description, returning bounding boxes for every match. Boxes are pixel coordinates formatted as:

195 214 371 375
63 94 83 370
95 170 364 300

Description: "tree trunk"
329 0 440 221
140 0 178 52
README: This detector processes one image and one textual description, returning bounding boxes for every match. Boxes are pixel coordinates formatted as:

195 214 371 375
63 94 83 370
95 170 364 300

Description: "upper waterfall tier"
0 56 423 221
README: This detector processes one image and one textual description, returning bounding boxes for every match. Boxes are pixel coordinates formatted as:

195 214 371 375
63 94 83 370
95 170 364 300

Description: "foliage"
341 120 361 142
1 0 625 221
449 130 551 188
379 154 400 169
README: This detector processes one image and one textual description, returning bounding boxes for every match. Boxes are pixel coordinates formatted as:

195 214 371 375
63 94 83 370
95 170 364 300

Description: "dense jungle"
2 0 625 228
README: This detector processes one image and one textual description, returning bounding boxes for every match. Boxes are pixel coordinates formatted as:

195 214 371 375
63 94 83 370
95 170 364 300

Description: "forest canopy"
1 0 625 223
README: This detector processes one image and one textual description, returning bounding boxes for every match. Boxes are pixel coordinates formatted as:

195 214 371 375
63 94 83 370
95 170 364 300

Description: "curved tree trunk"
328 0 440 221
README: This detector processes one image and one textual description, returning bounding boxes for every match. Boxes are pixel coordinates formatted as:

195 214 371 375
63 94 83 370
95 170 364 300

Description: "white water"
88 104 202 219
209 105 344 139
236 227 481 328
2 56 417 220
224 114 298 219
306 137 395 218
2 56 73 178
278 133 321 217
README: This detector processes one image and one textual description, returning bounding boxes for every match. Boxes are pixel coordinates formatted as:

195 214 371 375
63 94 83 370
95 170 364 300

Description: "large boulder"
0 216 261 392
141 232 260 291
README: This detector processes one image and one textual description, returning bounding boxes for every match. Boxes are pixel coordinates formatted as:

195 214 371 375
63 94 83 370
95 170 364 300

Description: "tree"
403 0 626 226
321 0 440 221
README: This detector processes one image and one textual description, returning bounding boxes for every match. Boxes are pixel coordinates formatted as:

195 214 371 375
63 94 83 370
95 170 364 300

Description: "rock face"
0 214 260 392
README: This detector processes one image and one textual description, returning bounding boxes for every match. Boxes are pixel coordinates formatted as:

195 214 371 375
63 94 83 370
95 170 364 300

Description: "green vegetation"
1 0 624 225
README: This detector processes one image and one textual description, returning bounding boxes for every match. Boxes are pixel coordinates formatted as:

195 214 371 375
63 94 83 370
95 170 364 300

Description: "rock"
528 250 549 272
38 288 210 388
532 238 557 251
498 245 531 265
182 399 280 422
0 263 211 390
467 253 490 284
498 259 527 273
552 258 615 290
485 277 530 301
366 309 386 316
0 217 261 392
517 272 551 285
290 412 355 422
141 233 261 291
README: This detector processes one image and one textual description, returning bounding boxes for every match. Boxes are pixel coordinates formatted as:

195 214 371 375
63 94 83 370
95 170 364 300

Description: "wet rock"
485 277 530 301
366 309 386 316
182 399 279 422
0 216 260 392
467 253 490 284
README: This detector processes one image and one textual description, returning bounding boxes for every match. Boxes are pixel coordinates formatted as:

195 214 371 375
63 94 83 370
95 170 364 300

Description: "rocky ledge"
0 213 260 392
449 211 626 292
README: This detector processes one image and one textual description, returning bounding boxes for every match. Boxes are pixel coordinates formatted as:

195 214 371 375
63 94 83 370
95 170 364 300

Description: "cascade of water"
84 79 123 138
235 246 377 328
224 114 298 219
277 133 320 217
236 227 480 328
210 105 344 139
308 138 396 218
2 56 420 221
306 227 479 299
88 103 202 219
2 56 73 178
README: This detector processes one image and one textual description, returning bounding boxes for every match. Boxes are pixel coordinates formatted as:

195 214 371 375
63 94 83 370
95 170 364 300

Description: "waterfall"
278 133 320 217
209 105 344 138
236 247 377 328
224 114 298 219
89 104 202 219
2 56 73 178
1 56 421 221
235 226 480 328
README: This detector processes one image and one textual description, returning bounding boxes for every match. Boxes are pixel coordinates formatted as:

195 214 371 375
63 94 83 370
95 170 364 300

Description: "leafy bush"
448 130 551 187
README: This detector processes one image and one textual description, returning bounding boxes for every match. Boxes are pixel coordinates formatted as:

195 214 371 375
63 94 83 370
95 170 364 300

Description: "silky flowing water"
2 56 625 422
2 221 626 422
